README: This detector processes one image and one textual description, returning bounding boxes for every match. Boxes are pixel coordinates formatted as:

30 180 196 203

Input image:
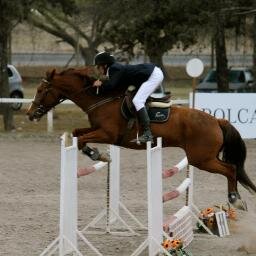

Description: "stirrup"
130 133 154 144
137 134 154 144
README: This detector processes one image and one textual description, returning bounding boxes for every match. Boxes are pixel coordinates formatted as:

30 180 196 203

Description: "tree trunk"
80 46 97 65
147 51 170 81
252 8 256 80
215 10 229 92
0 15 14 131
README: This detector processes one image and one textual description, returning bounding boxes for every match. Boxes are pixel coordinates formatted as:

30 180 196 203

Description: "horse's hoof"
99 153 111 162
82 146 100 160
232 199 248 211
228 192 248 211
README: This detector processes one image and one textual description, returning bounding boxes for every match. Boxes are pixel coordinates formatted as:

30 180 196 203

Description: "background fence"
11 53 253 67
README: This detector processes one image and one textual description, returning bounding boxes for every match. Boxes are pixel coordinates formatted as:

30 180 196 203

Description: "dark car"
196 68 256 93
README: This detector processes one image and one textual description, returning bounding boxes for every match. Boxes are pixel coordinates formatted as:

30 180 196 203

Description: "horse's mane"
54 66 127 98
58 67 95 76
59 68 76 76
57 67 96 87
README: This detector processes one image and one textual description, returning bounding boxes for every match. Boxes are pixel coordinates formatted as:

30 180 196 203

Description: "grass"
0 66 194 133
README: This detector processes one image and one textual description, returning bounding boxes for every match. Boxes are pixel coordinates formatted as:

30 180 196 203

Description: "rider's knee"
132 97 145 111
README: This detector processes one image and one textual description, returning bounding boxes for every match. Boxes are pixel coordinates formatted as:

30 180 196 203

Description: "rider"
93 51 164 143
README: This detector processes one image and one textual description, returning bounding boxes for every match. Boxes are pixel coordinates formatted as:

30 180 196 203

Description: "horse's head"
26 69 65 121
27 67 98 121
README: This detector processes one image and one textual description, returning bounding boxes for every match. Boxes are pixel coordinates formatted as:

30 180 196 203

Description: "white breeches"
132 66 164 111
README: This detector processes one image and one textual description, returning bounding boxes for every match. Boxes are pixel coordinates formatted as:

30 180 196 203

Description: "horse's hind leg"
195 158 247 210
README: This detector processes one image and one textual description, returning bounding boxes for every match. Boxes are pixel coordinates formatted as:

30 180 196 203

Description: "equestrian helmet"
94 52 115 66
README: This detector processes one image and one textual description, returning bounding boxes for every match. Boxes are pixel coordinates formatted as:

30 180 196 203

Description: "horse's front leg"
72 127 95 137
77 128 115 162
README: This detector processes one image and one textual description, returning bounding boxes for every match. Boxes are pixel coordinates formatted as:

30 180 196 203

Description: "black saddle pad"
121 97 170 123
148 107 170 123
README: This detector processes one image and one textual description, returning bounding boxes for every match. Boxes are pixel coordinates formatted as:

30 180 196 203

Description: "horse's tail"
218 119 256 194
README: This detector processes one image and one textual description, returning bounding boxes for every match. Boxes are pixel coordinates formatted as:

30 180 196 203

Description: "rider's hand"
93 79 102 87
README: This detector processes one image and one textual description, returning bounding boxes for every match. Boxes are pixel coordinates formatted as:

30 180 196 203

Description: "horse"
26 67 256 210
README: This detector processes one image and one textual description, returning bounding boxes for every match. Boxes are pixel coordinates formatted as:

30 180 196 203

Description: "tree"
0 0 24 130
0 0 77 131
234 2 256 80
213 1 229 91
199 0 253 92
100 0 204 80
27 0 108 64
27 0 204 78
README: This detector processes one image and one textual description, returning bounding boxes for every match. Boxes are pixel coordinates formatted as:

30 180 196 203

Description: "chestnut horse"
27 67 256 210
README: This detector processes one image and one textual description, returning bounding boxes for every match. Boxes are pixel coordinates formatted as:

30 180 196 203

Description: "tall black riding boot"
137 107 153 143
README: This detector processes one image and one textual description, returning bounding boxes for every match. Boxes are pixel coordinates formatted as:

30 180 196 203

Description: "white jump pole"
131 138 172 256
47 110 53 133
40 134 103 256
147 138 166 256
59 136 78 254
163 157 214 236
109 145 120 222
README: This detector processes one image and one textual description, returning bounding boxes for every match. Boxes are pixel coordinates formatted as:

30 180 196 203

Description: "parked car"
196 67 256 93
7 64 24 110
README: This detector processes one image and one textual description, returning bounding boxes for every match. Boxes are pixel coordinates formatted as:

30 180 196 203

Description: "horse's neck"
67 87 118 114
59 74 124 114
67 90 96 113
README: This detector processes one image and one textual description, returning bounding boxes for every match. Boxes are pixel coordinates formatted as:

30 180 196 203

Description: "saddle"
121 86 172 123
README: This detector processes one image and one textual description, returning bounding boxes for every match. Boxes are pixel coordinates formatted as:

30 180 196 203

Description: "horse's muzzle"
27 110 43 121
26 104 43 121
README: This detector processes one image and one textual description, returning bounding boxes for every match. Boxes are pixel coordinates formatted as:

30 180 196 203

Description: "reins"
87 95 122 113
61 82 123 113
35 76 123 116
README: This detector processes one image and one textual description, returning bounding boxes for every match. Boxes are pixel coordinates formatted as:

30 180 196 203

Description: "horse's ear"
46 69 56 80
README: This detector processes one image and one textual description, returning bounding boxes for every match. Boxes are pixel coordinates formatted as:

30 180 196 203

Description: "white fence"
0 98 189 132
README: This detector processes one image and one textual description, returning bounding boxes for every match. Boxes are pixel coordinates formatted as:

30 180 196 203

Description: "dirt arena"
1 133 256 256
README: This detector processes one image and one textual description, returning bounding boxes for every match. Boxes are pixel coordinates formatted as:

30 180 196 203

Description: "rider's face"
96 65 107 75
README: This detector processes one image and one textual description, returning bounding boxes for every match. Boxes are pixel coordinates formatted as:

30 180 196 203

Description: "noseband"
32 79 65 119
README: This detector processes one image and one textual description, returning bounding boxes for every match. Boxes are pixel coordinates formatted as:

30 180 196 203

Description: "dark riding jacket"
100 62 155 92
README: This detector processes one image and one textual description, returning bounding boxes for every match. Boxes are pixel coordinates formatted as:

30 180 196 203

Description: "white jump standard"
40 134 103 256
131 138 173 256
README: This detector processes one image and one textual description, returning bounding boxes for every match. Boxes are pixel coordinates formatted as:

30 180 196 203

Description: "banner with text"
189 93 256 139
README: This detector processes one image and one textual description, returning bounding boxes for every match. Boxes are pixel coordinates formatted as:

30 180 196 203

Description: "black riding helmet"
94 52 116 66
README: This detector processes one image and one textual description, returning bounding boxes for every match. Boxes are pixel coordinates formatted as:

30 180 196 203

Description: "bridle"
31 76 124 118
32 79 66 119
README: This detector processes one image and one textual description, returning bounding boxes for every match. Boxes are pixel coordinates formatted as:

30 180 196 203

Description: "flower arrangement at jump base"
196 204 237 236
161 238 192 256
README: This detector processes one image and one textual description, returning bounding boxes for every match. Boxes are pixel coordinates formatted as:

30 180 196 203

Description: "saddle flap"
121 87 171 122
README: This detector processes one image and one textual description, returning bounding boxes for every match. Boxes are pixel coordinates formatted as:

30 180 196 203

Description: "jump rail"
39 133 212 255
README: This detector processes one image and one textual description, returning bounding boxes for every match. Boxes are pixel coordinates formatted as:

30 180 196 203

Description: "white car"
7 64 24 110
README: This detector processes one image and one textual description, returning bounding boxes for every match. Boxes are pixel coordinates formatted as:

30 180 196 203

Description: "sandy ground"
0 134 256 256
